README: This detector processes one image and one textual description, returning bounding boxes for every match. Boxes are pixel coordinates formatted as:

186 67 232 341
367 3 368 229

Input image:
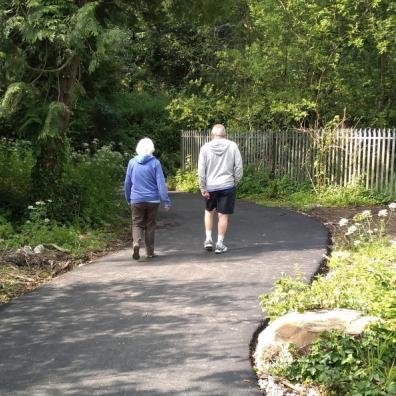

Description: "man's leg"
215 187 235 254
204 209 215 250
217 213 229 241
205 209 214 235
215 213 229 253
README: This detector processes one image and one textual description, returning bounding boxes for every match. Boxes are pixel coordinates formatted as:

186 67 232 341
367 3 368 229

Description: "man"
198 124 243 254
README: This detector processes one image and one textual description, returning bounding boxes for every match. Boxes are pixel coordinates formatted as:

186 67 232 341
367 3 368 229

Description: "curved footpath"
0 193 328 396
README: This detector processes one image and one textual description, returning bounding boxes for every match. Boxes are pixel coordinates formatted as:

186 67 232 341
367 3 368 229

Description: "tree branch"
26 54 75 74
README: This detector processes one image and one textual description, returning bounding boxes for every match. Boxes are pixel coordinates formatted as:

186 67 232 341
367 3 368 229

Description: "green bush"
169 156 199 192
237 166 271 196
272 324 396 396
0 142 127 253
0 215 14 239
259 243 396 321
316 183 391 207
259 213 396 395
0 138 35 219
71 92 180 176
1 201 108 254
56 145 127 225
171 168 199 192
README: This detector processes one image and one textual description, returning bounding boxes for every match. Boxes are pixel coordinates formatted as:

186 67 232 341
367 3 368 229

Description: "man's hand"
202 191 210 199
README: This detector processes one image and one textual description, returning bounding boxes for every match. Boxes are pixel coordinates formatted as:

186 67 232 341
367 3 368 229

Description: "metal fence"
181 129 396 195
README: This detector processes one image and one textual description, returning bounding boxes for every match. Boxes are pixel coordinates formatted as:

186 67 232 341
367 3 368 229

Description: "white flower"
339 218 348 226
361 210 372 218
325 271 335 279
354 240 361 246
333 251 349 258
389 202 396 211
378 209 388 217
47 199 53 203
346 225 358 235
26 220 31 224
35 201 45 206
373 228 378 232
28 205 34 210
44 218 50 223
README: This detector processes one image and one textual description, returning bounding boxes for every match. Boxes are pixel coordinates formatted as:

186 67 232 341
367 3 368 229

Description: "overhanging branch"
26 54 75 74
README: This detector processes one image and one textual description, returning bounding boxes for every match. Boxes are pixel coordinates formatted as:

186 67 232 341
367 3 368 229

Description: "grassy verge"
0 212 130 304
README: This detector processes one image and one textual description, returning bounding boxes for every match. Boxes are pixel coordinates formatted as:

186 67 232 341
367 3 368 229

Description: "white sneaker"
204 239 213 251
215 243 228 254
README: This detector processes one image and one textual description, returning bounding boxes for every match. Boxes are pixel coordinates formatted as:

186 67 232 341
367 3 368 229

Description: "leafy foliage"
273 325 396 395
258 210 396 394
259 243 396 321
0 138 35 219
169 156 199 192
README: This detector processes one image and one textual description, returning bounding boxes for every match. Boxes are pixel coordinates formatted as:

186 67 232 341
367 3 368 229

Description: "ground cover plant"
258 205 396 395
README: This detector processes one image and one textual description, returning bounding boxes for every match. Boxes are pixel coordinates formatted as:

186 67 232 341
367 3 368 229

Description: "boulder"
254 309 379 373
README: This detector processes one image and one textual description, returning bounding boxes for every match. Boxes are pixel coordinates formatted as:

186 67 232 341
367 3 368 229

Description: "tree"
0 0 163 196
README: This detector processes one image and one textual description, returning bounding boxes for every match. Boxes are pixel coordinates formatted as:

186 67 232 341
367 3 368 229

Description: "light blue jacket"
124 155 171 208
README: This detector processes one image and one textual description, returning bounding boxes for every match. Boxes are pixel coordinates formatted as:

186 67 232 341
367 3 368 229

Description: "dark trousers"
131 203 159 256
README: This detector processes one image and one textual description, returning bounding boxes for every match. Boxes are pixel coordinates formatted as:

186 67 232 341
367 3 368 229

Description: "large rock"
254 309 379 373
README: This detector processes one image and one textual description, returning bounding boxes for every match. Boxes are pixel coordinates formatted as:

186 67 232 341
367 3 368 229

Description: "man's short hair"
136 138 155 156
211 124 226 138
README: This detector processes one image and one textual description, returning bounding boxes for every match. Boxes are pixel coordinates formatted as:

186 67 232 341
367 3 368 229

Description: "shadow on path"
0 193 328 395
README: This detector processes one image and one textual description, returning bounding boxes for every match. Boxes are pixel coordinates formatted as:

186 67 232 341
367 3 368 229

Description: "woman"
124 138 171 260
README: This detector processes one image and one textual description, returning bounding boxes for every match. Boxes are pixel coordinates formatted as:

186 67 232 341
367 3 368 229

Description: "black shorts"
205 187 236 214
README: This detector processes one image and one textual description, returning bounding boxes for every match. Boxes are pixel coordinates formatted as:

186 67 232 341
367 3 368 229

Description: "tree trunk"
32 56 81 199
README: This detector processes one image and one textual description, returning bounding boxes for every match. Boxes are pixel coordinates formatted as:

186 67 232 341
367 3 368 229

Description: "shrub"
0 215 14 239
237 166 271 197
1 200 108 254
170 156 199 192
259 243 396 321
0 138 35 219
317 183 391 207
338 203 396 249
55 145 127 225
259 206 396 394
272 324 396 396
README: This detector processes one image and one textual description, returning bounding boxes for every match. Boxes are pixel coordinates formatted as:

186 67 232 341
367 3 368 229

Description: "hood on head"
207 138 231 156
136 155 154 164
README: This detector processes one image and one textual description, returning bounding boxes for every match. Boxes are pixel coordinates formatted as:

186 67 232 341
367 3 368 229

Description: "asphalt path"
0 193 328 396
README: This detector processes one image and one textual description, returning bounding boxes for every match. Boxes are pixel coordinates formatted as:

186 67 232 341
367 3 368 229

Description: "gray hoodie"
198 138 243 192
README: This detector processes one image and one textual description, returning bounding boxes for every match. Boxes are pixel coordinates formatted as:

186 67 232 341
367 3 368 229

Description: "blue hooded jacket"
124 155 171 208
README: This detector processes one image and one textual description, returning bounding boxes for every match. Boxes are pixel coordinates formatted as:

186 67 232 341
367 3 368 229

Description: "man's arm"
198 147 207 193
234 145 243 185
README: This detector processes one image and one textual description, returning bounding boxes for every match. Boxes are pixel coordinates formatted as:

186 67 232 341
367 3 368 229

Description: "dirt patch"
304 205 396 242
0 232 131 305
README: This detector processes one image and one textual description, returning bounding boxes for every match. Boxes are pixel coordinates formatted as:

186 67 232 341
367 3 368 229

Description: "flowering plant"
338 203 396 248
